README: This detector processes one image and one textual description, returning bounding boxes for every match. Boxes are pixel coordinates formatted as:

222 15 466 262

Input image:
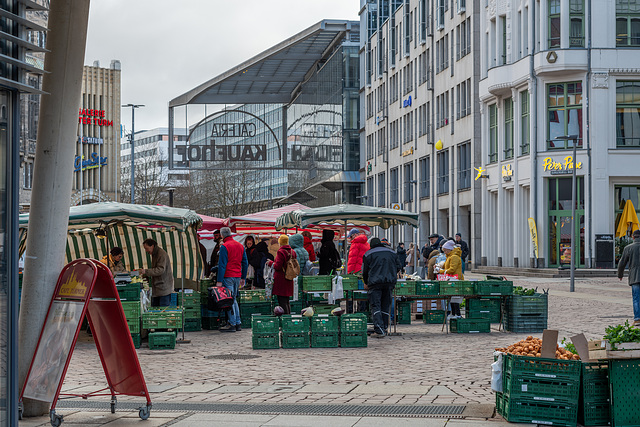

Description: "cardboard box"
588 339 640 360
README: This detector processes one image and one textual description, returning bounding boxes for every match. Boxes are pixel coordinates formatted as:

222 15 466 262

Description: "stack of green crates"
474 281 514 296
505 293 548 333
438 281 475 296
395 301 412 324
340 313 367 347
310 315 339 347
608 359 640 427
423 310 446 324
116 282 141 301
280 315 310 348
239 302 272 328
578 362 610 427
178 291 202 331
450 317 490 333
142 308 183 332
497 354 581 426
121 301 141 348
251 315 280 349
466 297 502 323
201 305 222 330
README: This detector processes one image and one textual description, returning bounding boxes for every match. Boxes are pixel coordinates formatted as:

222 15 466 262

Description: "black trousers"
276 295 291 315
368 285 392 335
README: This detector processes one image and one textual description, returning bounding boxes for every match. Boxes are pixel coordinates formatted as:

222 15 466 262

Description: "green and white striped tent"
19 202 204 281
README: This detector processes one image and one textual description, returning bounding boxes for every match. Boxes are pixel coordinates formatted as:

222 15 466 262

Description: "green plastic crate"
450 317 490 333
396 302 411 324
200 279 213 294
340 332 368 348
202 316 221 330
423 310 446 324
281 333 310 349
508 293 548 315
608 359 640 427
116 283 141 301
252 333 280 350
311 332 339 348
474 281 514 295
468 297 502 312
148 332 176 350
504 354 581 381
183 307 201 320
280 315 310 334
504 373 580 404
497 392 578 426
290 301 304 314
415 281 439 295
238 289 269 303
301 275 332 291
177 291 201 307
351 290 369 300
239 302 272 317
466 308 501 323
438 281 475 295
121 301 141 319
251 315 279 334
126 318 141 334
505 315 547 333
142 309 183 330
183 317 201 332
130 333 141 349
338 275 359 291
581 362 609 403
312 304 340 315
394 280 415 296
310 315 339 333
340 313 368 332
578 401 610 427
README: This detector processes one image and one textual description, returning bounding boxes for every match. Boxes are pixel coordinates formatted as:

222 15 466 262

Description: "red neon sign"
78 109 113 126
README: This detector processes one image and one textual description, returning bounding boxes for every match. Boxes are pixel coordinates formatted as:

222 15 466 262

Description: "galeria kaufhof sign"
171 109 343 170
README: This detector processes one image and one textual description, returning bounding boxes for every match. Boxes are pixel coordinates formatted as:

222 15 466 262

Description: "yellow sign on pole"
528 218 539 259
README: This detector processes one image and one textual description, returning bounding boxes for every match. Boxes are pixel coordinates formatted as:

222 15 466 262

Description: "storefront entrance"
548 177 585 267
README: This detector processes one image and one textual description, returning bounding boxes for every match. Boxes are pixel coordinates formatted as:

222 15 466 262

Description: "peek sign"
542 156 582 175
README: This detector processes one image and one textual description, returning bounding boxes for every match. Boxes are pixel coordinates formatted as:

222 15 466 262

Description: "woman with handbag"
270 234 297 314
319 230 341 275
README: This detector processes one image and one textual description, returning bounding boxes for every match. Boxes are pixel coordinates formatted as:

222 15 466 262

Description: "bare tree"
120 148 171 205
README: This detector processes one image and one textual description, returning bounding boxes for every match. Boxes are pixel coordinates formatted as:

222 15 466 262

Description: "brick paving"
19 274 633 426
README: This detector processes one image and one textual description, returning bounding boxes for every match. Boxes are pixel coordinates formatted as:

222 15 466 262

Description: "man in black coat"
455 233 470 272
396 243 407 273
363 238 403 338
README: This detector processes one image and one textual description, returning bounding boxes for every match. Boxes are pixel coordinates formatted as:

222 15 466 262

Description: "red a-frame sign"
19 259 151 426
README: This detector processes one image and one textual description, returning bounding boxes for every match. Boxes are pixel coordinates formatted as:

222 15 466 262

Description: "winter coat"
396 245 408 266
426 236 445 255
319 229 341 275
289 234 309 271
245 240 263 271
254 241 271 288
217 236 248 281
347 234 370 274
444 247 464 280
457 239 470 261
362 244 403 289
618 237 640 285
273 245 296 297
100 254 126 274
426 250 440 280
406 246 415 267
145 245 174 297
303 235 316 262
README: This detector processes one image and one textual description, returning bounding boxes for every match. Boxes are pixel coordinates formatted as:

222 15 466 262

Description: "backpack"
284 252 300 280
207 286 234 311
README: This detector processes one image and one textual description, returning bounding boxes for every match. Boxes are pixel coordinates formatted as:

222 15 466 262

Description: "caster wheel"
138 405 151 420
110 397 117 414
49 412 63 427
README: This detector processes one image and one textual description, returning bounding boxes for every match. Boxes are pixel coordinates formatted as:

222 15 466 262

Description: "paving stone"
262 414 359 427
145 383 180 393
426 385 457 396
102 418 173 426
168 382 222 393
210 385 256 393
353 418 447 427
246 384 302 393
350 384 431 395
297 384 357 394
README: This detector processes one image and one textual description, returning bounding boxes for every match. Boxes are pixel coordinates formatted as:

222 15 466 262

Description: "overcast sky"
84 0 359 135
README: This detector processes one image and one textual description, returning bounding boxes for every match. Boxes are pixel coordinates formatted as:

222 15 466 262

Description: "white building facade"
479 0 640 268
360 0 482 265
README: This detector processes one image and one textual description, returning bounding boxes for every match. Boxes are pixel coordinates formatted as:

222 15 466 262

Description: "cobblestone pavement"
20 274 632 426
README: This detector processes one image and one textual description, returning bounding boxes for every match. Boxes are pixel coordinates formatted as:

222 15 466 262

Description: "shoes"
633 320 640 327
235 324 242 331
220 325 236 332
371 332 386 339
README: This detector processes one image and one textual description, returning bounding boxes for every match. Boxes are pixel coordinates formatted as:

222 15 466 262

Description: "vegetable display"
512 286 536 296
495 336 580 360
603 321 640 350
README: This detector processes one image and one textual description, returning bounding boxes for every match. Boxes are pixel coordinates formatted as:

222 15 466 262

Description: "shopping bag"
491 352 504 393
264 263 274 299
329 276 344 304
208 286 234 311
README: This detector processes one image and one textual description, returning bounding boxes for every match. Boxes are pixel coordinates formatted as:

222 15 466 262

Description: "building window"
420 0 427 42
378 172 386 207
367 134 374 160
570 0 585 47
521 91 530 155
419 156 430 198
457 0 466 14
614 186 640 254
437 149 449 194
489 104 498 163
549 0 561 48
437 0 445 30
458 141 471 190
404 162 414 202
377 128 386 155
457 18 471 60
23 162 33 189
390 168 399 203
501 16 507 64
616 0 640 46
456 79 471 120
366 176 375 206
404 1 411 56
616 81 640 147
366 42 372 86
504 97 514 159
547 82 583 149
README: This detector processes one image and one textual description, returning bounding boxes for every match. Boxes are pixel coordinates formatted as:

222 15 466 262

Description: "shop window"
504 97 514 159
489 104 498 163
549 0 561 48
616 0 640 46
547 82 583 149
616 81 640 147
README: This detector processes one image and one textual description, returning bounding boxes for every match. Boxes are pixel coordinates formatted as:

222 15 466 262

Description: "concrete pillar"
512 88 521 267
18 0 91 417
496 96 504 266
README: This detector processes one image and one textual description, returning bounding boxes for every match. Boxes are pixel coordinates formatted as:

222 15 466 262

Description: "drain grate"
204 354 261 360
56 401 466 418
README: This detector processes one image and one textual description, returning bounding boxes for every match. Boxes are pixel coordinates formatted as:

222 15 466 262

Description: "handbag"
207 286 234 311
246 264 255 280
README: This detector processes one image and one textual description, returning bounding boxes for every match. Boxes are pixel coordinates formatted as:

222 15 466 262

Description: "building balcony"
533 49 588 77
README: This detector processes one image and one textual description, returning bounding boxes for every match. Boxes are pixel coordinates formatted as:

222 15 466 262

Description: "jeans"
462 260 466 274
369 285 392 335
222 277 240 326
633 283 640 321
151 294 172 307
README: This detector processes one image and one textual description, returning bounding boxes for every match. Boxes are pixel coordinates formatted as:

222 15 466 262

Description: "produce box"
290 300 304 314
116 283 141 301
121 301 141 319
507 293 548 316
177 291 201 307
310 315 339 333
170 292 178 307
312 304 340 315
142 308 183 330
251 315 279 334
394 280 415 296
578 362 610 427
438 281 475 296
340 332 367 348
199 278 212 294
311 332 339 348
338 275 359 291
415 281 439 296
423 310 446 324
238 302 272 317
474 280 514 296
301 275 332 292
503 372 580 404
351 290 368 300
126 317 141 334
467 308 501 323
608 358 640 427
280 315 310 334
468 297 501 312
282 333 310 349
340 313 368 332
450 317 490 333
395 301 411 324
505 314 547 333
496 391 578 426
183 307 201 320
504 353 582 381
252 333 279 350
588 339 640 360
578 401 610 427
182 317 201 332
201 306 221 318
148 332 176 350
238 289 269 303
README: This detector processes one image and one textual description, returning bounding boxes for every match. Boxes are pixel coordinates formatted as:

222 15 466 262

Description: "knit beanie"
278 234 289 246
442 240 455 251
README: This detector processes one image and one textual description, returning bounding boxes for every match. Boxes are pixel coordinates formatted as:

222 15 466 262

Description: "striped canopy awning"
20 203 203 281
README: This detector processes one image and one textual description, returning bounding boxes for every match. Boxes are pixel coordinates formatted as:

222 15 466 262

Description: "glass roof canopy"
169 20 359 107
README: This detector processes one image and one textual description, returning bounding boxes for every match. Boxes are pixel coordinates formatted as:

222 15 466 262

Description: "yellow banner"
528 218 539 259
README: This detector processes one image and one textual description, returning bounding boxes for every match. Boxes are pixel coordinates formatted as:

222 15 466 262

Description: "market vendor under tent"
137 238 174 307
100 247 126 274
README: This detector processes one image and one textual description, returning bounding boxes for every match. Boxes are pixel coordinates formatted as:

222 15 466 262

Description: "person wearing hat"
422 233 444 263
347 229 369 274
271 234 297 314
362 237 403 338
442 239 464 317
455 233 470 273
217 227 248 332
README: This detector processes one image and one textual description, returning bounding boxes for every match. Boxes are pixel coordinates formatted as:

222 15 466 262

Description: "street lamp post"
122 103 144 203
555 135 579 293
410 179 418 276
167 187 176 207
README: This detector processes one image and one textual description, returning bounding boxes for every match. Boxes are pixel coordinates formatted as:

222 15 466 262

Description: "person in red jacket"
301 230 316 262
216 227 248 332
271 234 297 314
347 229 370 274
